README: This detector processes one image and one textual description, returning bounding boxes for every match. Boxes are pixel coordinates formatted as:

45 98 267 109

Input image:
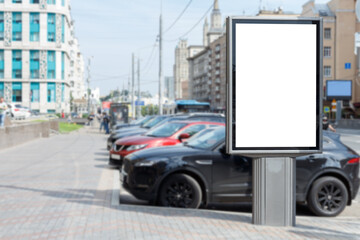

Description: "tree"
70 92 74 112
141 104 159 116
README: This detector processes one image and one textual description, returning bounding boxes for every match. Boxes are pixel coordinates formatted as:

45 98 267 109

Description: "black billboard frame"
226 17 323 157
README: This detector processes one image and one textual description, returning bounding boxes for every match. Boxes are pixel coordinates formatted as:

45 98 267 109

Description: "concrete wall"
0 120 59 150
337 119 360 129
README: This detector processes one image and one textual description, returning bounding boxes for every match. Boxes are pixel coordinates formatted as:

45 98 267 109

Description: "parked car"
71 112 79 118
107 115 168 150
110 121 225 165
7 103 31 119
112 115 154 131
121 127 360 217
107 113 225 150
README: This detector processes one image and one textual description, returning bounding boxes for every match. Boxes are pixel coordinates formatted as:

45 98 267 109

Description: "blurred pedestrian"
67 115 72 124
323 116 336 132
103 112 110 134
88 112 95 126
0 97 7 128
99 112 104 132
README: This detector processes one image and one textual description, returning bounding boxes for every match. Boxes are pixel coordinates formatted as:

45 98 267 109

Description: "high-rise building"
0 0 83 114
164 76 174 101
302 0 360 112
173 39 188 99
188 0 224 110
174 0 223 101
203 0 223 46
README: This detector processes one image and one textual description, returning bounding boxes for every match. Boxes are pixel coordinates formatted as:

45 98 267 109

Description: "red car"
109 121 225 165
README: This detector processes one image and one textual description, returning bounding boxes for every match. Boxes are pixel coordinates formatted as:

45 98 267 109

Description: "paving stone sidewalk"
0 124 359 240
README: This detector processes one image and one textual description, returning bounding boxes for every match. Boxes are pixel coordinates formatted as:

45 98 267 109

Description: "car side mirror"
178 133 190 142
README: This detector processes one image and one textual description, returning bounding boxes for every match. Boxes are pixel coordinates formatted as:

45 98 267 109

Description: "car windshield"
186 126 225 150
131 117 146 124
146 122 187 137
143 116 167 128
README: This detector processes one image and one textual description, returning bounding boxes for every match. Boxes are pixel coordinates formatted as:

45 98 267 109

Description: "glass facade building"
0 0 81 114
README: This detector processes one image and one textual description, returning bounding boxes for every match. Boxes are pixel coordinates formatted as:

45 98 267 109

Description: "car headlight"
134 161 156 167
134 157 168 167
126 144 148 151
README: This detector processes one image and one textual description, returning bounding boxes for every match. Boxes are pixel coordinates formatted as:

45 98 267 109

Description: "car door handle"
308 155 317 162
195 160 213 165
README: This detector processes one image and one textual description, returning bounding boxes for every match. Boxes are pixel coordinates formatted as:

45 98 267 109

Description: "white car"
6 103 31 120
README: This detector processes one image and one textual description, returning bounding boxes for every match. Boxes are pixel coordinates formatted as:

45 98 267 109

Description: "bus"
163 100 210 114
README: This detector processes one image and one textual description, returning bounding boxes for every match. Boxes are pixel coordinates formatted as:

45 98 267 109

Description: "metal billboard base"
252 157 296 226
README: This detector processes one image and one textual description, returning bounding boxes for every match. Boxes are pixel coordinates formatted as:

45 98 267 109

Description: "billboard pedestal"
252 157 296 226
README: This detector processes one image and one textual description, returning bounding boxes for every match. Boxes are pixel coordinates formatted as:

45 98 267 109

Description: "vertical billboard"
226 18 322 156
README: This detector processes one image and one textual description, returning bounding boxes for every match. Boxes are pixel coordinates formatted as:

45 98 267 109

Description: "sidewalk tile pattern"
0 125 359 240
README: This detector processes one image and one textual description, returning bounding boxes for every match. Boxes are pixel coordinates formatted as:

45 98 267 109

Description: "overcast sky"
70 0 329 96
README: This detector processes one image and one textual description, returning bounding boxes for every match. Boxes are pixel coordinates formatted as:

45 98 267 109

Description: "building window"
324 28 331 39
61 83 64 102
12 50 22 79
0 12 4 41
324 66 331 77
30 50 40 79
47 13 56 42
61 15 65 43
12 0 22 3
0 0 4 3
12 12 22 41
61 52 65 79
215 44 220 52
30 0 40 3
12 82 22 102
47 51 56 79
0 82 3 98
30 13 40 42
47 82 56 102
61 0 65 6
47 0 55 4
324 47 331 57
0 50 3 79
30 82 39 102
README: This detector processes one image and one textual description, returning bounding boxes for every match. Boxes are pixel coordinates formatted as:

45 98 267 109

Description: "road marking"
111 170 120 206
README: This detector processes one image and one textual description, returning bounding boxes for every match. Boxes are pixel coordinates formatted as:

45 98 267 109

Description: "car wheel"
307 176 348 217
159 173 202 208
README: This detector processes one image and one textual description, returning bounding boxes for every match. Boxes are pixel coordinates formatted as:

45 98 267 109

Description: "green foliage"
59 122 83 133
141 105 158 115
70 92 74 111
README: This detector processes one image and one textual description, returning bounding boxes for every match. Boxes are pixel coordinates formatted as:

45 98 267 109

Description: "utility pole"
122 81 125 102
87 57 91 114
158 8 163 115
137 58 141 119
131 53 135 120
127 75 130 102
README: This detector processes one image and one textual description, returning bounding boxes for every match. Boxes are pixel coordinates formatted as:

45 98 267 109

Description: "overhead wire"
139 42 158 73
164 2 214 42
163 0 193 34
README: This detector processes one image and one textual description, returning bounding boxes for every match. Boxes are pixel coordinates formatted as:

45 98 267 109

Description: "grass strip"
59 122 83 133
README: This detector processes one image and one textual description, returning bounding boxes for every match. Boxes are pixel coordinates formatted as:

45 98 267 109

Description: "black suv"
121 127 360 217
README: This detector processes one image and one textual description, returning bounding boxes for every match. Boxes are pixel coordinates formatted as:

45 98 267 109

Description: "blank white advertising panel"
227 18 322 155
